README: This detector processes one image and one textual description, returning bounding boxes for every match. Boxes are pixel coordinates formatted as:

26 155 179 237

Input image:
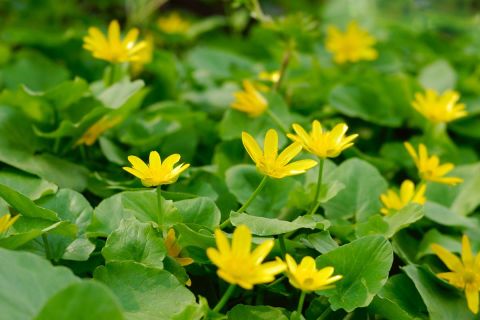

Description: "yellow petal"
462 235 474 265
250 240 274 264
214 229 230 255
127 155 149 172
276 142 302 167
465 284 479 314
242 132 263 164
431 244 463 271
123 167 145 179
285 254 298 273
232 225 252 256
149 151 162 170
264 129 278 164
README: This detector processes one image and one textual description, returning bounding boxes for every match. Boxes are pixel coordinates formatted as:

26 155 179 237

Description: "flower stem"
156 186 163 226
213 284 236 313
273 44 293 92
266 109 288 134
220 176 268 229
318 306 332 320
238 175 268 213
278 235 287 257
297 291 307 314
307 158 325 215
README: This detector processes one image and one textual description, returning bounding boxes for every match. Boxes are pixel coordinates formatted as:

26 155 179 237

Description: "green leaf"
315 235 393 312
418 59 457 92
94 261 200 320
0 169 57 200
328 74 411 127
416 230 461 260
227 305 289 320
0 247 79 320
357 204 424 238
88 189 180 237
226 165 300 218
230 212 329 236
2 50 69 91
174 197 221 229
34 281 125 320
0 183 58 220
425 163 480 216
96 80 145 109
369 274 428 320
102 218 167 269
424 201 476 228
322 159 388 222
0 107 89 190
301 231 339 254
403 265 475 320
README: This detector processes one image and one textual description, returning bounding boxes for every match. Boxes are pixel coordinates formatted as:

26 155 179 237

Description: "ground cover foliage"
0 0 480 319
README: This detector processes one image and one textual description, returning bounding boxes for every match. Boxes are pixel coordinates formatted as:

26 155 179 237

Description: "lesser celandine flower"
207 225 286 289
380 180 426 215
431 235 480 314
412 89 467 124
404 142 463 185
75 115 123 146
83 20 147 63
231 80 268 117
165 228 193 267
0 214 19 234
157 12 190 34
325 21 378 64
123 151 190 187
283 254 342 292
288 120 358 159
242 129 317 179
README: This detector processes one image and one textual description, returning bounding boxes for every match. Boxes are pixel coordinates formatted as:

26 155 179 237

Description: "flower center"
303 277 315 286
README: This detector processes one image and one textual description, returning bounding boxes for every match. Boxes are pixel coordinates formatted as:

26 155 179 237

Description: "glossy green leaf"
35 281 125 320
315 235 393 312
94 261 200 320
102 218 167 269
0 247 79 320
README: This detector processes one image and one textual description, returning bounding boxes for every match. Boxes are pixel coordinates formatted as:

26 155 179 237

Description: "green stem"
273 44 293 92
266 109 288 134
220 176 268 229
266 275 286 287
42 234 51 260
238 176 268 213
318 306 332 320
156 186 163 227
213 284 236 313
278 235 287 258
307 158 325 215
297 291 307 314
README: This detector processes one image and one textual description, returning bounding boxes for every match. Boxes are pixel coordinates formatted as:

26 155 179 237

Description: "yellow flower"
287 121 358 158
75 115 123 146
131 32 155 75
412 89 467 124
157 12 190 34
404 142 463 185
242 129 317 179
0 214 19 233
283 254 342 292
258 71 280 83
325 21 378 64
123 151 190 187
83 20 148 63
206 225 286 289
164 228 193 267
380 180 426 215
231 80 268 117
431 235 480 314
